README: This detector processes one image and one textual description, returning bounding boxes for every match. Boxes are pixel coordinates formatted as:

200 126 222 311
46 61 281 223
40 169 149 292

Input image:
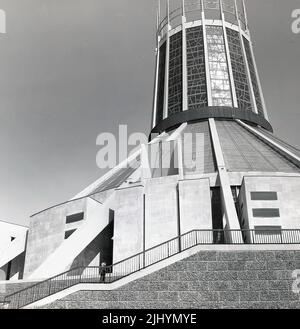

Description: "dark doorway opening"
99 209 114 267
211 187 224 244
70 209 114 275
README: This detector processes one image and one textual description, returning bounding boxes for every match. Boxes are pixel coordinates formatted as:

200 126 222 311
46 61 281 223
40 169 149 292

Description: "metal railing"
4 228 300 309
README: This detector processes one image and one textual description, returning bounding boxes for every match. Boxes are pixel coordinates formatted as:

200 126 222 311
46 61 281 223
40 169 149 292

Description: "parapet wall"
42 249 300 309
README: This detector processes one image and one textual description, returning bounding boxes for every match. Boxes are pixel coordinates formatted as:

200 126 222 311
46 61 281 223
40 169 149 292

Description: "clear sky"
0 0 299 226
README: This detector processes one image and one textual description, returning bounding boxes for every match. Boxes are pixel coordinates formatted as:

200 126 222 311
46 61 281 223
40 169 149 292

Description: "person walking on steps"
100 262 107 283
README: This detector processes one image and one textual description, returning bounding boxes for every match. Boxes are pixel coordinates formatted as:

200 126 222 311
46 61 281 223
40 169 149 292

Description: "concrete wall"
239 176 300 232
23 175 215 279
0 255 25 281
0 222 27 249
9 252 26 280
40 250 300 309
113 177 215 266
27 197 113 279
20 172 300 281
144 176 179 250
179 178 212 233
0 264 8 282
113 185 144 263
0 222 28 280
24 198 87 277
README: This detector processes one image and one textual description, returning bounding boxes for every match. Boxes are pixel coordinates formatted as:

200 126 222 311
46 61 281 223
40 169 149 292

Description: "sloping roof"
78 119 300 200
182 121 217 175
216 120 300 173
90 156 140 194
255 127 300 159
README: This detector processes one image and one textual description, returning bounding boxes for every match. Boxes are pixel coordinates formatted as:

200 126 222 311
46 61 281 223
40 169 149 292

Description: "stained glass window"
206 26 232 107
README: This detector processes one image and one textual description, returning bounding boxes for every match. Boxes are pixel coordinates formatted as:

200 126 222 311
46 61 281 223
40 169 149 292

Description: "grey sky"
0 0 299 226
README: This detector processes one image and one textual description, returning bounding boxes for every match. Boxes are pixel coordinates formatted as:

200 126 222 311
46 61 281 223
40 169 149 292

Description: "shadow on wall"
0 268 5 281
68 209 114 276
9 252 26 280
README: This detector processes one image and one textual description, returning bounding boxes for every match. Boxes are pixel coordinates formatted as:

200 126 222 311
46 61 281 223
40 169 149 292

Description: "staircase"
3 228 300 309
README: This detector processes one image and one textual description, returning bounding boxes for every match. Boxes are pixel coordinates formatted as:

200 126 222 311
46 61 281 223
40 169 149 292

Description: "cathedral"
1 0 300 309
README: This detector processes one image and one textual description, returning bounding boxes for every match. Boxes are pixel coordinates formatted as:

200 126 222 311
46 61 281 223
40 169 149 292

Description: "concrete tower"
1 0 300 310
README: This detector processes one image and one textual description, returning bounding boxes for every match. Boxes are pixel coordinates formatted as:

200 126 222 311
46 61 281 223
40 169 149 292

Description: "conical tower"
1 1 300 284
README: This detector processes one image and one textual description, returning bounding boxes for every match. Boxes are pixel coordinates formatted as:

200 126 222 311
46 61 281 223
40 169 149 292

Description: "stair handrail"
4 228 300 308
4 228 208 308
